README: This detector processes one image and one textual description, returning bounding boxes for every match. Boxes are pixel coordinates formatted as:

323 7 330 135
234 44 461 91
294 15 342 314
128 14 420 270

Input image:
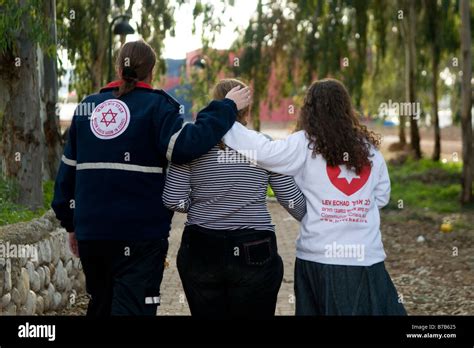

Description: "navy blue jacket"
52 81 237 240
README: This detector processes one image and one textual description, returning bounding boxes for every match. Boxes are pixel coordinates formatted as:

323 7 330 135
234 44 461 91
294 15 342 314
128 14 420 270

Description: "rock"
39 240 52 264
52 292 61 309
0 268 3 297
4 258 12 292
35 217 53 231
66 259 73 274
49 263 55 279
11 288 21 306
73 258 82 270
17 268 30 305
1 293 11 309
37 267 45 290
31 242 40 266
18 306 28 315
416 235 426 243
40 290 50 312
54 260 67 291
30 271 41 292
50 237 60 264
60 292 68 307
44 265 51 286
66 279 73 293
47 283 55 299
26 261 35 280
36 295 44 315
24 290 36 315
0 257 5 295
77 271 86 290
19 255 27 267
4 302 17 315
59 233 68 261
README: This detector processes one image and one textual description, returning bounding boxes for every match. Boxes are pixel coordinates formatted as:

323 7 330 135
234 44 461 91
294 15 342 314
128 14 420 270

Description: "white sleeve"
374 153 391 208
223 123 307 176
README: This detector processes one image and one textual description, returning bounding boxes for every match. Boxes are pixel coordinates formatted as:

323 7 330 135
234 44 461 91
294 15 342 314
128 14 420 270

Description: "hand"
68 232 79 258
225 86 252 111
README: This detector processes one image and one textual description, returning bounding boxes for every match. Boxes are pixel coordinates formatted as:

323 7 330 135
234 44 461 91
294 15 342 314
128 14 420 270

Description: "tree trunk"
406 0 421 159
91 1 108 90
251 0 264 132
460 0 472 204
398 1 407 146
0 0 43 210
42 0 62 180
431 51 441 161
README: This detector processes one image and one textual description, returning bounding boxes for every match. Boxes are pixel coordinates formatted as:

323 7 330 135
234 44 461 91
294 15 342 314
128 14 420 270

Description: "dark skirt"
294 258 407 316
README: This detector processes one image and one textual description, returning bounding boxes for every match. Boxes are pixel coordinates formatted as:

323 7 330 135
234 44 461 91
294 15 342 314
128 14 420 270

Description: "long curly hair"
297 79 381 174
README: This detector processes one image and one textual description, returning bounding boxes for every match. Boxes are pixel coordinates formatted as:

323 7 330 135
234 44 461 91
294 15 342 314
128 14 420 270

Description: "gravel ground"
53 202 474 316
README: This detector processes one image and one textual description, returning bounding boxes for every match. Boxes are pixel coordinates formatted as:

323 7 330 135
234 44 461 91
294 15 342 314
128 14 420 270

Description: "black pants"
177 225 284 318
78 239 169 316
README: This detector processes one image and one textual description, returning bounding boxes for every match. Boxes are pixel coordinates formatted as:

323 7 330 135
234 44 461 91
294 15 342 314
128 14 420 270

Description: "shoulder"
369 146 387 168
150 89 180 111
291 130 307 140
286 130 308 147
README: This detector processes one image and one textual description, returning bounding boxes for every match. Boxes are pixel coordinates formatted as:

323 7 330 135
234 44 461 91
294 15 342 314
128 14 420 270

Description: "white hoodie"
223 123 390 266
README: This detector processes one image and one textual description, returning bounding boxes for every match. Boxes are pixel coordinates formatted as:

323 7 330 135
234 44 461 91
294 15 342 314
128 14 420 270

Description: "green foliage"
387 158 471 213
56 0 176 100
0 178 54 226
0 0 53 54
267 185 275 198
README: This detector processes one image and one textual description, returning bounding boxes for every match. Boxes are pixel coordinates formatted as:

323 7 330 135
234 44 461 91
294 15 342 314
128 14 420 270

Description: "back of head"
212 78 250 150
212 78 249 125
298 78 381 174
114 40 157 98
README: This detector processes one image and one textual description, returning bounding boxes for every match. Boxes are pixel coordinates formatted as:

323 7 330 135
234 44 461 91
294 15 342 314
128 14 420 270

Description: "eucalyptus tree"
0 0 54 208
422 0 458 161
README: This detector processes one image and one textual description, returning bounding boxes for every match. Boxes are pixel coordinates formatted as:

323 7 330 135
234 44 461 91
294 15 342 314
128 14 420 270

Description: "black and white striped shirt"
163 145 306 232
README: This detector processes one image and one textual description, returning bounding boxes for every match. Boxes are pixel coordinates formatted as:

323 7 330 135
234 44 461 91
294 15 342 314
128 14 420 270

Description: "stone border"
0 210 85 315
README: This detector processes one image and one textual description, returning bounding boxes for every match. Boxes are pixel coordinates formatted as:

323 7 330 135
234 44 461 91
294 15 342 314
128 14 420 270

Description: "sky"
126 0 257 59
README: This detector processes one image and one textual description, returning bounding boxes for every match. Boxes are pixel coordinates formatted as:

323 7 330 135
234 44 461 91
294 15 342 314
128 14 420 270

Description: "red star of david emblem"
100 109 117 127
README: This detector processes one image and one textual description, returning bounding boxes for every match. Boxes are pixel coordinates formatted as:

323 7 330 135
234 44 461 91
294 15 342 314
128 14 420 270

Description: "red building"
161 49 298 124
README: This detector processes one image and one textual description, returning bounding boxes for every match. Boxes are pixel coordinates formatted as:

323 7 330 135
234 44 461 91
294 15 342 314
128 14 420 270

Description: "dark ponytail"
114 40 156 98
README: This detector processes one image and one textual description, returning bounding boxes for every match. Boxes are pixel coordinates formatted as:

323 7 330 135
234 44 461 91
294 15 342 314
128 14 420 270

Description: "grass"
387 158 473 213
0 178 54 226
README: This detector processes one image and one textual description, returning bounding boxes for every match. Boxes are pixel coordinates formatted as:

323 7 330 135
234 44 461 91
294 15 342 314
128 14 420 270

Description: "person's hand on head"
225 86 252 111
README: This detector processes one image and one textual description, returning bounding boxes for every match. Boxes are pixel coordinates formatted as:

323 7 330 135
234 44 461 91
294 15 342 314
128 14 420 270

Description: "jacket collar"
101 80 153 91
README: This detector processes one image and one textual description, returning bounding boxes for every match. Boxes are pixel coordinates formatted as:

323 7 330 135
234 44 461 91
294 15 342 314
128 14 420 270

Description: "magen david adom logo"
90 99 130 140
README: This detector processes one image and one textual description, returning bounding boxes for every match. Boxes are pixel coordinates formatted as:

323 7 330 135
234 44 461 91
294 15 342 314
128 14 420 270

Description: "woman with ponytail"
52 40 250 316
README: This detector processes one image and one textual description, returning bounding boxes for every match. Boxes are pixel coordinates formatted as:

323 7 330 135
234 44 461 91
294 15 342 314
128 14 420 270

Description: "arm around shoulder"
223 123 307 176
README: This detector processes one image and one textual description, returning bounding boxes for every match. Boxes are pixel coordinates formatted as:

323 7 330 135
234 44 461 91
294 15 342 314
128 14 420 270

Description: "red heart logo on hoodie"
326 164 371 196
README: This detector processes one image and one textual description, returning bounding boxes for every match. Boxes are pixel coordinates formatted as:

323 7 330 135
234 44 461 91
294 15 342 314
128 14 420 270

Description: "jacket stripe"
166 123 188 161
76 162 163 173
62 155 77 166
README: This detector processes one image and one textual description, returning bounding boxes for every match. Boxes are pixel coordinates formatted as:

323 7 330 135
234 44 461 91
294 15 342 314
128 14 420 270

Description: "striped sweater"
163 145 306 232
